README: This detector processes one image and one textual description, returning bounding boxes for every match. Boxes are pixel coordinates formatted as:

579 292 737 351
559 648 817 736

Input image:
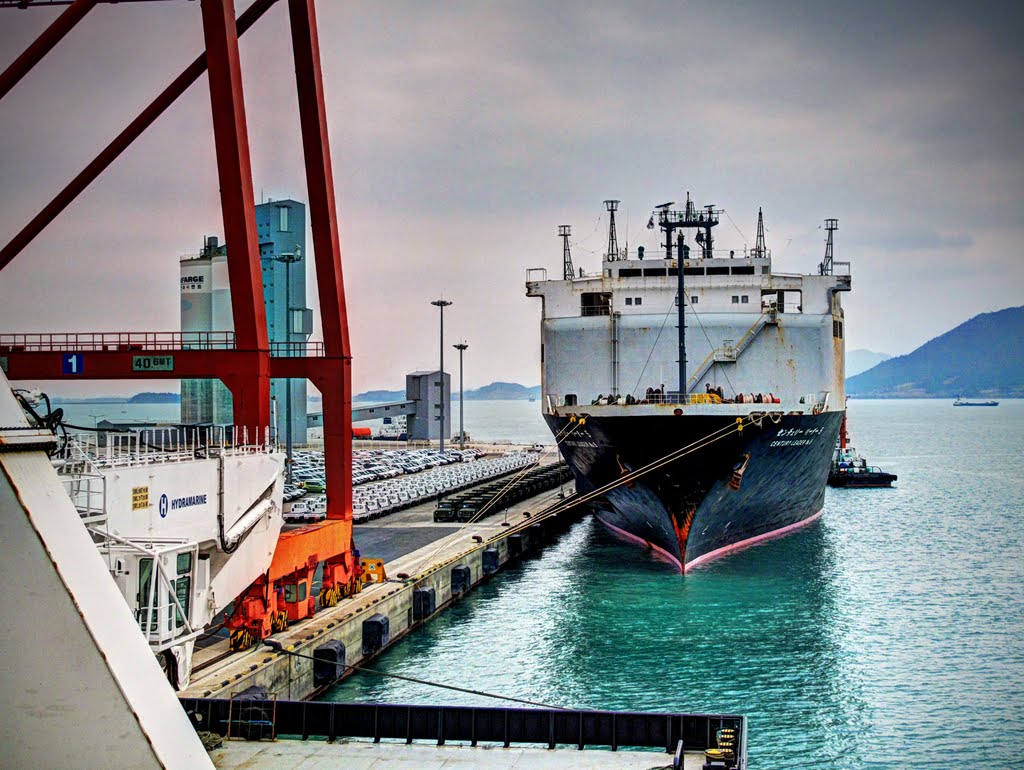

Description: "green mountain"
353 381 541 403
846 306 1024 398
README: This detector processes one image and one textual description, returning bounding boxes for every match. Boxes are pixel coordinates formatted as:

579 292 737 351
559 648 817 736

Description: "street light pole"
453 342 468 449
274 251 301 483
430 298 452 452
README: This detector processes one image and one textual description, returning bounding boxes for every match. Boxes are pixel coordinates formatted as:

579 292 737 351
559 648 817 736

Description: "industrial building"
180 199 310 442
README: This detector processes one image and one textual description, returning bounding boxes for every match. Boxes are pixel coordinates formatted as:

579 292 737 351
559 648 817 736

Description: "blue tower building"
180 199 310 446
257 199 311 448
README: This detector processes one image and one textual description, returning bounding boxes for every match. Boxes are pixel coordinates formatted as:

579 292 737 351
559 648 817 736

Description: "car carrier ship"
527 195 851 572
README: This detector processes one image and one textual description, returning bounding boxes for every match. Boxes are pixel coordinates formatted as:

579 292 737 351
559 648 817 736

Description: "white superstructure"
527 202 851 413
57 425 284 688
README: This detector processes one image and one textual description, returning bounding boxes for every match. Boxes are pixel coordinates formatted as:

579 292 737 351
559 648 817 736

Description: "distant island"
847 306 1023 398
845 349 891 378
127 392 180 404
56 391 180 405
354 381 541 402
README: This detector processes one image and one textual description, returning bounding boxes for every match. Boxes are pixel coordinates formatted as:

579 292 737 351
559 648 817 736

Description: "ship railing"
224 424 277 455
581 392 787 407
760 300 803 314
716 340 737 361
57 436 109 525
72 424 275 469
801 391 830 414
60 471 107 526
525 267 548 282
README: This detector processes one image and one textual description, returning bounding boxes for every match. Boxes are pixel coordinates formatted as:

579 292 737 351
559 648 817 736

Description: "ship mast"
656 193 722 399
605 199 619 261
678 238 687 400
559 224 574 280
753 208 766 259
819 218 838 275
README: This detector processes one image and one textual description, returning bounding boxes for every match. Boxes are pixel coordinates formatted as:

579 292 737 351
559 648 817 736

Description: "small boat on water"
953 396 999 407
828 414 897 488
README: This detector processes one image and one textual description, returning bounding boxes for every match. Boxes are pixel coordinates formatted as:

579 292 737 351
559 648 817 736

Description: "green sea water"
325 399 1024 768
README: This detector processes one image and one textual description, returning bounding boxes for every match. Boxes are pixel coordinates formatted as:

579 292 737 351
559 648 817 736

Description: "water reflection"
325 401 1024 767
327 515 867 766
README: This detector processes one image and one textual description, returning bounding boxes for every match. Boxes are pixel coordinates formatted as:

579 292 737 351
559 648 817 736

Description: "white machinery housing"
58 426 284 688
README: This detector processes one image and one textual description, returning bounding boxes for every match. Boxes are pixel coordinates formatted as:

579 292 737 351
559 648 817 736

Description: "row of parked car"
352 452 539 524
283 448 544 525
433 463 573 523
352 447 484 485
283 447 487 514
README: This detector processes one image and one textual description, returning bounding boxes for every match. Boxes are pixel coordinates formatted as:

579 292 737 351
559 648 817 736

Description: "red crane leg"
307 362 352 522
288 0 353 524
0 0 97 102
200 0 266 353
0 0 280 274
288 0 351 358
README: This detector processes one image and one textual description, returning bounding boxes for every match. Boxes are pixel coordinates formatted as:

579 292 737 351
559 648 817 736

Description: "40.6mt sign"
132 355 174 372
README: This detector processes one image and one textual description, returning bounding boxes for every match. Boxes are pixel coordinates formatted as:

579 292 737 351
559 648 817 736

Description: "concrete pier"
211 738 707 769
182 481 582 700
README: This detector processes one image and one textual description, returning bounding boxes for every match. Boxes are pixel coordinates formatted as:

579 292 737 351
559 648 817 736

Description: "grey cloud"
1 1 1022 398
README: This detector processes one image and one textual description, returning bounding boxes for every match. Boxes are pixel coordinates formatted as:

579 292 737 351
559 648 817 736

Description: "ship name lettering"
769 438 816 448
776 427 823 438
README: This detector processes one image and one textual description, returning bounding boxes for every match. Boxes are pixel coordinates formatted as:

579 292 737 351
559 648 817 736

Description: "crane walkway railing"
0 331 325 357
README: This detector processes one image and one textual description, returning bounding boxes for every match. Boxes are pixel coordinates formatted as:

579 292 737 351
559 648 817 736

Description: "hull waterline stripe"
595 515 684 571
683 507 824 572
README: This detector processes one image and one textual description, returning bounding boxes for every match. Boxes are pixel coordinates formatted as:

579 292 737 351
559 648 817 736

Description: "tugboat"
828 414 897 488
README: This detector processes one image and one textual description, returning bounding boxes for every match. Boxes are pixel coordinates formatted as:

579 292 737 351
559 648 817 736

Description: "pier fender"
451 565 471 596
508 533 524 558
313 640 346 686
482 547 500 575
362 613 390 656
413 586 437 621
529 523 544 548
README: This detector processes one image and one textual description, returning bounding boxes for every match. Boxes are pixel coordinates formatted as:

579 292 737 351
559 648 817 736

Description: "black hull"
545 410 843 571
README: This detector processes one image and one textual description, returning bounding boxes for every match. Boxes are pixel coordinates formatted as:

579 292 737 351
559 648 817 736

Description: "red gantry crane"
0 0 360 650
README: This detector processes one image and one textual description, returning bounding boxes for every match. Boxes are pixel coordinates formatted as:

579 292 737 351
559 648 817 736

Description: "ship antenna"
559 225 574 280
753 207 766 259
604 199 619 262
820 218 838 275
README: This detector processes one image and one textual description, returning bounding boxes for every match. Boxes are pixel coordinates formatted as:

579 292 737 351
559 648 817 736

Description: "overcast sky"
1 0 1021 397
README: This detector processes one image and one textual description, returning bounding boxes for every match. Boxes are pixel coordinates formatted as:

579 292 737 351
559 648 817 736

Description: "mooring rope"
411 412 758 579
406 418 584 576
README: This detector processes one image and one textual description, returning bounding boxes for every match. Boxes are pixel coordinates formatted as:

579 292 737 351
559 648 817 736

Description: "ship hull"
544 410 843 572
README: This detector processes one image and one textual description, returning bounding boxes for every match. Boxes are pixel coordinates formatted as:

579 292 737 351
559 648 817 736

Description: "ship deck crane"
0 0 360 651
